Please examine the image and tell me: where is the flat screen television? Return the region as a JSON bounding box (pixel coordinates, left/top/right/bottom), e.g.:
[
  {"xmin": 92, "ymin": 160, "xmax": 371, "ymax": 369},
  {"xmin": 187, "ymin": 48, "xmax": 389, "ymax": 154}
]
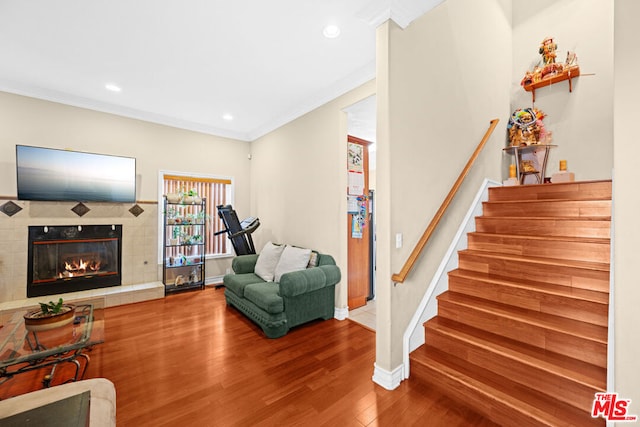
[{"xmin": 16, "ymin": 145, "xmax": 136, "ymax": 203}]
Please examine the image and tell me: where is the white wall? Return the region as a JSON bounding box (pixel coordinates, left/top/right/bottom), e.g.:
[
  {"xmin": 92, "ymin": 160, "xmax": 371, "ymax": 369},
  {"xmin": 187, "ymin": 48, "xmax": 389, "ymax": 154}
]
[
  {"xmin": 613, "ymin": 0, "xmax": 640, "ymax": 411},
  {"xmin": 375, "ymin": 0, "xmax": 512, "ymax": 373},
  {"xmin": 512, "ymin": 0, "xmax": 614, "ymax": 180},
  {"xmin": 249, "ymin": 80, "xmax": 376, "ymax": 310},
  {"xmin": 0, "ymin": 91, "xmax": 251, "ymax": 302}
]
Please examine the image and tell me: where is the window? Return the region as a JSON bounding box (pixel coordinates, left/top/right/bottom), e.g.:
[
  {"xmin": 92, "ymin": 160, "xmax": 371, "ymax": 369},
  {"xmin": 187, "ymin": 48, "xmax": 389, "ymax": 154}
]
[{"xmin": 162, "ymin": 173, "xmax": 233, "ymax": 257}]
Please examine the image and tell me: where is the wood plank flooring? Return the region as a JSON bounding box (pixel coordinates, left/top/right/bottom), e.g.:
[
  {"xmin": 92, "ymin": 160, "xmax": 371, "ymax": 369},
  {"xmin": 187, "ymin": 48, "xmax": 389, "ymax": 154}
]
[{"xmin": 1, "ymin": 288, "xmax": 496, "ymax": 426}]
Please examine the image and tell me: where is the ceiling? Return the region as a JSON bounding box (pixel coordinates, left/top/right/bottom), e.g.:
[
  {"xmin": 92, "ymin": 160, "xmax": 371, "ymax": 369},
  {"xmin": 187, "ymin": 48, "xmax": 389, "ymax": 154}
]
[{"xmin": 0, "ymin": 0, "xmax": 443, "ymax": 142}]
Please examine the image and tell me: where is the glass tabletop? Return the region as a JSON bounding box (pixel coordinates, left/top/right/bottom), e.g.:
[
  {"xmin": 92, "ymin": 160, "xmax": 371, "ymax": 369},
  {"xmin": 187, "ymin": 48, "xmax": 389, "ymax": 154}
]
[{"xmin": 0, "ymin": 298, "xmax": 105, "ymax": 369}]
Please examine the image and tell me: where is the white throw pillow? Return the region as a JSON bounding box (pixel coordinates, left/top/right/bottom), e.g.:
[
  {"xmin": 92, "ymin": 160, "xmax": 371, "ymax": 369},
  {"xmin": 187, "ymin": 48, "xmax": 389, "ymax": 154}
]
[
  {"xmin": 274, "ymin": 245, "xmax": 312, "ymax": 282},
  {"xmin": 254, "ymin": 242, "xmax": 285, "ymax": 282}
]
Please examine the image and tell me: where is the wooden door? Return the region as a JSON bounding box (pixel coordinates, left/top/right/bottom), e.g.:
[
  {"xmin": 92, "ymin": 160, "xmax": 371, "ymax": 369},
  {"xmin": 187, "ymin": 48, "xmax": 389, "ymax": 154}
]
[{"xmin": 347, "ymin": 135, "xmax": 371, "ymax": 310}]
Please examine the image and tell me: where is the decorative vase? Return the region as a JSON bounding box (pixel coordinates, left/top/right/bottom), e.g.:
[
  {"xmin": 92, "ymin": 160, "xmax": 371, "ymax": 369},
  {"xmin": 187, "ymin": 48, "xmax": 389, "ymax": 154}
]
[{"xmin": 23, "ymin": 304, "xmax": 76, "ymax": 332}]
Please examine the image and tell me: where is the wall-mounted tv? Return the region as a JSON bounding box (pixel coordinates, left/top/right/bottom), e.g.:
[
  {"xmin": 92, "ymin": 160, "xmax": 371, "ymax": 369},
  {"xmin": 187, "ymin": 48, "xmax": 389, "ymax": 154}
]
[{"xmin": 16, "ymin": 145, "xmax": 136, "ymax": 203}]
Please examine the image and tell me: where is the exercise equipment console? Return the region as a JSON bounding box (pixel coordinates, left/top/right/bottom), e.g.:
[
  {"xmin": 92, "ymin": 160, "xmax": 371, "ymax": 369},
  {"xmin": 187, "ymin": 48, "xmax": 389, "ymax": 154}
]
[{"xmin": 215, "ymin": 205, "xmax": 260, "ymax": 255}]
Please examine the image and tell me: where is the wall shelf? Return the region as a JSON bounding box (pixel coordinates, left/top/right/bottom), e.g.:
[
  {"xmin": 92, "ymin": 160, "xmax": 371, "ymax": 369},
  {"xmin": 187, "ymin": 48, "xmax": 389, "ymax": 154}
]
[{"xmin": 523, "ymin": 66, "xmax": 580, "ymax": 103}]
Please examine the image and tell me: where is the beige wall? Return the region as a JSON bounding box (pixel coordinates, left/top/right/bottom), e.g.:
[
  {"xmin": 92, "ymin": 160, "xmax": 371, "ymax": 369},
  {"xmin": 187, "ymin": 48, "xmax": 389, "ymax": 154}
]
[
  {"xmin": 249, "ymin": 80, "xmax": 376, "ymax": 309},
  {"xmin": 375, "ymin": 0, "xmax": 512, "ymax": 372},
  {"xmin": 614, "ymin": 0, "xmax": 640, "ymax": 410},
  {"xmin": 512, "ymin": 0, "xmax": 614, "ymax": 180},
  {"xmin": 0, "ymin": 91, "xmax": 251, "ymax": 301},
  {"xmin": 0, "ymin": 92, "xmax": 251, "ymax": 202}
]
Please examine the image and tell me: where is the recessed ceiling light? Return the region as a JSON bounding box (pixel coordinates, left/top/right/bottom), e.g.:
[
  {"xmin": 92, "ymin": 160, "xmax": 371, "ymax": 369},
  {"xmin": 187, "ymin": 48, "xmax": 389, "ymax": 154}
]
[
  {"xmin": 222, "ymin": 113, "xmax": 234, "ymax": 121},
  {"xmin": 323, "ymin": 24, "xmax": 340, "ymax": 39},
  {"xmin": 105, "ymin": 83, "xmax": 121, "ymax": 92}
]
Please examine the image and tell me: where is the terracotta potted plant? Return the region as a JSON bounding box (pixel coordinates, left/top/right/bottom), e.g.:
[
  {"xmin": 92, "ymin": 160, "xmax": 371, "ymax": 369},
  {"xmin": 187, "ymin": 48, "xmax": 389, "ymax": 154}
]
[{"xmin": 23, "ymin": 298, "xmax": 76, "ymax": 332}]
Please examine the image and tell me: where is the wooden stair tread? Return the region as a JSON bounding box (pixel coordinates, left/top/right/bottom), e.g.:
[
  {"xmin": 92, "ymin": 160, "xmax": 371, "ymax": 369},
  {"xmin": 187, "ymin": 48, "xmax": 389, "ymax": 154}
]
[
  {"xmin": 411, "ymin": 347, "xmax": 604, "ymax": 427},
  {"xmin": 426, "ymin": 317, "xmax": 606, "ymax": 389},
  {"xmin": 449, "ymin": 269, "xmax": 609, "ymax": 304},
  {"xmin": 437, "ymin": 291, "xmax": 608, "ymax": 343},
  {"xmin": 475, "ymin": 217, "xmax": 611, "ymax": 239},
  {"xmin": 482, "ymin": 199, "xmax": 611, "ymax": 219},
  {"xmin": 460, "ymin": 249, "xmax": 610, "ymax": 273},
  {"xmin": 485, "ymin": 197, "xmax": 612, "ymax": 203},
  {"xmin": 468, "ymin": 231, "xmax": 610, "ymax": 245},
  {"xmin": 488, "ymin": 180, "xmax": 612, "ymax": 202},
  {"xmin": 477, "ymin": 215, "xmax": 611, "ymax": 222},
  {"xmin": 467, "ymin": 232, "xmax": 610, "ymax": 263}
]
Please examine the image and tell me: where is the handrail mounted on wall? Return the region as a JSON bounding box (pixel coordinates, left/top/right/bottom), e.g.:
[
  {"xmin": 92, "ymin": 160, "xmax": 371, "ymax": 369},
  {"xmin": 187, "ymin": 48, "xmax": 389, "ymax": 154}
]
[{"xmin": 391, "ymin": 118, "xmax": 500, "ymax": 284}]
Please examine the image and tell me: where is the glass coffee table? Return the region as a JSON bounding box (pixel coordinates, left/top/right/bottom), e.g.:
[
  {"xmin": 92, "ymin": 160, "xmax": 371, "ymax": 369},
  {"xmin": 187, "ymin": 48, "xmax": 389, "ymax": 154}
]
[{"xmin": 0, "ymin": 298, "xmax": 104, "ymax": 388}]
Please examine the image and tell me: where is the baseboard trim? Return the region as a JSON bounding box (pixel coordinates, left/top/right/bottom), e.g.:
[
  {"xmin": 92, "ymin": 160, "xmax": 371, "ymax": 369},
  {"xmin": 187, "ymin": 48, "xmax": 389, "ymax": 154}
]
[
  {"xmin": 205, "ymin": 275, "xmax": 225, "ymax": 287},
  {"xmin": 372, "ymin": 363, "xmax": 403, "ymax": 390},
  {"xmin": 334, "ymin": 306, "xmax": 349, "ymax": 320}
]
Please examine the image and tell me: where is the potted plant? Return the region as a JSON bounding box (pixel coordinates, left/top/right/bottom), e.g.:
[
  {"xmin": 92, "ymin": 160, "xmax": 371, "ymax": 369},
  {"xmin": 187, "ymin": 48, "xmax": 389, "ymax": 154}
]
[
  {"xmin": 23, "ymin": 298, "xmax": 76, "ymax": 332},
  {"xmin": 166, "ymin": 207, "xmax": 177, "ymax": 224},
  {"xmin": 195, "ymin": 211, "xmax": 210, "ymax": 224},
  {"xmin": 183, "ymin": 234, "xmax": 203, "ymax": 245},
  {"xmin": 183, "ymin": 189, "xmax": 200, "ymax": 204},
  {"xmin": 169, "ymin": 227, "xmax": 181, "ymax": 245},
  {"xmin": 165, "ymin": 192, "xmax": 182, "ymax": 204}
]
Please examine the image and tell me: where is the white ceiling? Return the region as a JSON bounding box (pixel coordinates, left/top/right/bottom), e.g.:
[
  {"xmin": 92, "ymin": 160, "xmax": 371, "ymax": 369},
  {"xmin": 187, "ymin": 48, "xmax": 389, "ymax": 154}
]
[{"xmin": 0, "ymin": 0, "xmax": 443, "ymax": 142}]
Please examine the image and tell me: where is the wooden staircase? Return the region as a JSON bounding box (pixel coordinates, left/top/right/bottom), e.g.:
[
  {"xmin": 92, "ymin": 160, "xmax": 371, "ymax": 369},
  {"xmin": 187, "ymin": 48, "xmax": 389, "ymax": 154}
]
[{"xmin": 410, "ymin": 180, "xmax": 611, "ymax": 427}]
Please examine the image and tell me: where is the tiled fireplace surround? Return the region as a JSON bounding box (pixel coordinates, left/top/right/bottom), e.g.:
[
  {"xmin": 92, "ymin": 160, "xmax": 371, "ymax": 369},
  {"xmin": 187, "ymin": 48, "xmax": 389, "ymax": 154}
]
[{"xmin": 0, "ymin": 200, "xmax": 164, "ymax": 311}]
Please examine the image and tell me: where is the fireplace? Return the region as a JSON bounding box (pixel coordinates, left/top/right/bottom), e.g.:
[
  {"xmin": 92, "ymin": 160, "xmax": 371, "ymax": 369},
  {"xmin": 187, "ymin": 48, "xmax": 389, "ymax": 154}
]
[{"xmin": 27, "ymin": 225, "xmax": 122, "ymax": 297}]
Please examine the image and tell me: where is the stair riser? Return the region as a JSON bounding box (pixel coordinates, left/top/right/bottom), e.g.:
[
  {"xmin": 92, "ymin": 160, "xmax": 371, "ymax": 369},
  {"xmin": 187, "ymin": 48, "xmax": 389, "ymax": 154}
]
[
  {"xmin": 488, "ymin": 181, "xmax": 612, "ymax": 202},
  {"xmin": 458, "ymin": 252, "xmax": 609, "ymax": 293},
  {"xmin": 425, "ymin": 327, "xmax": 602, "ymax": 412},
  {"xmin": 448, "ymin": 275, "xmax": 608, "ymax": 327},
  {"xmin": 437, "ymin": 300, "xmax": 607, "ymax": 367},
  {"xmin": 475, "ymin": 217, "xmax": 611, "ymax": 239},
  {"xmin": 411, "ymin": 360, "xmax": 562, "ymax": 427},
  {"xmin": 482, "ymin": 200, "xmax": 611, "ymax": 218},
  {"xmin": 467, "ymin": 234, "xmax": 610, "ymax": 264}
]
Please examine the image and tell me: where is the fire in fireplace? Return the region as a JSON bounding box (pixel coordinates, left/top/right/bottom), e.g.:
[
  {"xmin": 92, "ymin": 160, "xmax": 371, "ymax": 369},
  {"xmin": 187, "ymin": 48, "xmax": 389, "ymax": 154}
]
[{"xmin": 27, "ymin": 225, "xmax": 123, "ymax": 297}]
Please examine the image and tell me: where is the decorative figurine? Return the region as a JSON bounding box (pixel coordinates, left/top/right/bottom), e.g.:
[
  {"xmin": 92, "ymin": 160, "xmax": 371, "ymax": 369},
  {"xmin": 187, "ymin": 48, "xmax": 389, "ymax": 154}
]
[
  {"xmin": 539, "ymin": 37, "xmax": 557, "ymax": 64},
  {"xmin": 507, "ymin": 108, "xmax": 549, "ymax": 147},
  {"xmin": 520, "ymin": 37, "xmax": 579, "ymax": 92}
]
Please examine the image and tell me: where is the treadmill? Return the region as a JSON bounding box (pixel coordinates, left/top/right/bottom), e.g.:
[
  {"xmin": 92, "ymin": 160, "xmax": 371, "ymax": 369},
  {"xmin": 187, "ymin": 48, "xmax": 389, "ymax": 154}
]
[{"xmin": 215, "ymin": 205, "xmax": 260, "ymax": 255}]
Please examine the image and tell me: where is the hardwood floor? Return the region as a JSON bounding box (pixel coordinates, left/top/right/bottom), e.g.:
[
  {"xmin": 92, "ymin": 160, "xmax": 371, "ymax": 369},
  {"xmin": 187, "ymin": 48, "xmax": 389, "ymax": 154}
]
[{"xmin": 1, "ymin": 288, "xmax": 497, "ymax": 426}]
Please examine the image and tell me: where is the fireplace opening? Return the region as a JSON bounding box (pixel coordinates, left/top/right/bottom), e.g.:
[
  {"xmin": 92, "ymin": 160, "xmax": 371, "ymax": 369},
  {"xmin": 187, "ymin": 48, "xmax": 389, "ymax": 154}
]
[{"xmin": 28, "ymin": 225, "xmax": 122, "ymax": 298}]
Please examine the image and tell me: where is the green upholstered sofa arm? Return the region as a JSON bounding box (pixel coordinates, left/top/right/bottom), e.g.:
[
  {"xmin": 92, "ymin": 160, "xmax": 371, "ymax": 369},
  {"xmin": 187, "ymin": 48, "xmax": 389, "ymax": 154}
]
[
  {"xmin": 232, "ymin": 254, "xmax": 259, "ymax": 274},
  {"xmin": 279, "ymin": 264, "xmax": 341, "ymax": 298}
]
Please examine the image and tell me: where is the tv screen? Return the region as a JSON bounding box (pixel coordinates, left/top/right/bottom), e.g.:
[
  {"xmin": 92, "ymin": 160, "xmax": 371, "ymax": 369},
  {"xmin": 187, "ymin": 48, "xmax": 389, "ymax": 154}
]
[{"xmin": 16, "ymin": 145, "xmax": 136, "ymax": 203}]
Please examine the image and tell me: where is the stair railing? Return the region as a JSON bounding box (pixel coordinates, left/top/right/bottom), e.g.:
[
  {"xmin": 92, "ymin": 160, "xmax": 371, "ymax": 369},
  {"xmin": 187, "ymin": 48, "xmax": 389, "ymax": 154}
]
[{"xmin": 391, "ymin": 118, "xmax": 500, "ymax": 284}]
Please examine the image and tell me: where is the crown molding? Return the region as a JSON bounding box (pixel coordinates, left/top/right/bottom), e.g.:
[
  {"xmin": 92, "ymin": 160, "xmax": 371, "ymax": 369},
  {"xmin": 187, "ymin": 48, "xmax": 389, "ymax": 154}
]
[
  {"xmin": 357, "ymin": 0, "xmax": 445, "ymax": 29},
  {"xmin": 1, "ymin": 62, "xmax": 375, "ymax": 143},
  {"xmin": 246, "ymin": 60, "xmax": 376, "ymax": 141},
  {"xmin": 0, "ymin": 79, "xmax": 253, "ymax": 142}
]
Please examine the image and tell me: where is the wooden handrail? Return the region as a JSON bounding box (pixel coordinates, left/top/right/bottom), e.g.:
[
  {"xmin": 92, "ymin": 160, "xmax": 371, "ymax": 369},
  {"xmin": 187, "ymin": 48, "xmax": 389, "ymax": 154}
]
[{"xmin": 391, "ymin": 118, "xmax": 500, "ymax": 284}]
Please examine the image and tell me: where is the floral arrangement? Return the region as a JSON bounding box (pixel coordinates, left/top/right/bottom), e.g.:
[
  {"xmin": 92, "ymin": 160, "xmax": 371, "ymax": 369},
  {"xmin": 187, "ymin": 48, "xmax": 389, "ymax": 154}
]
[{"xmin": 507, "ymin": 108, "xmax": 551, "ymax": 147}]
